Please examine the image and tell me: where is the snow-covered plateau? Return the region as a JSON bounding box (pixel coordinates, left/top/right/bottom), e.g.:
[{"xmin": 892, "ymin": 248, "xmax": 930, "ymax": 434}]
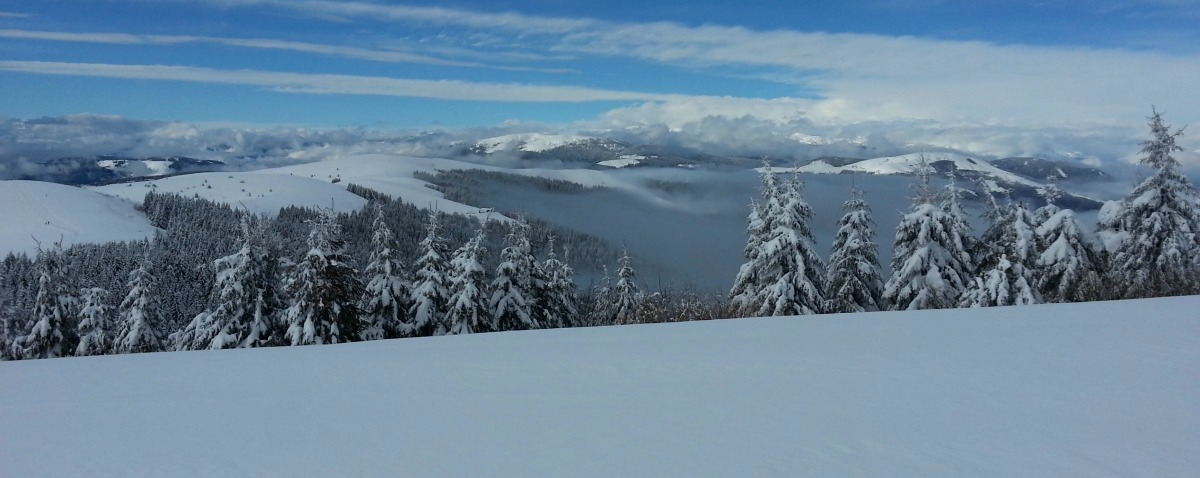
[{"xmin": 2, "ymin": 296, "xmax": 1197, "ymax": 477}]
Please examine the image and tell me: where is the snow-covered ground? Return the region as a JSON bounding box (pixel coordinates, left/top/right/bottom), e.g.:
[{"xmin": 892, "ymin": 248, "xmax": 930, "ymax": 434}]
[
  {"xmin": 791, "ymin": 152, "xmax": 1040, "ymax": 186},
  {"xmin": 3, "ymin": 297, "xmax": 1197, "ymax": 477},
  {"xmin": 598, "ymin": 154, "xmax": 644, "ymax": 168},
  {"xmin": 0, "ymin": 180, "xmax": 157, "ymax": 257},
  {"xmin": 475, "ymin": 132, "xmax": 591, "ymax": 154}
]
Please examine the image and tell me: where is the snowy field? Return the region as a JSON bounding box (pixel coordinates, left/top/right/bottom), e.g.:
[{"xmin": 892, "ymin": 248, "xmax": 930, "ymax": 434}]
[
  {"xmin": 0, "ymin": 180, "xmax": 158, "ymax": 257},
  {"xmin": 2, "ymin": 296, "xmax": 1197, "ymax": 477}
]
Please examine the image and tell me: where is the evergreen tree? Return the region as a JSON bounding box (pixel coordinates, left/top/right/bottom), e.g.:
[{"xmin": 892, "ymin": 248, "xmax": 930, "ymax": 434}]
[
  {"xmin": 1033, "ymin": 176, "xmax": 1065, "ymax": 225},
  {"xmin": 15, "ymin": 247, "xmax": 74, "ymax": 359},
  {"xmin": 826, "ymin": 188, "xmax": 884, "ymax": 313},
  {"xmin": 729, "ymin": 165, "xmax": 777, "ymax": 315},
  {"xmin": 174, "ymin": 216, "xmax": 282, "ymax": 350},
  {"xmin": 583, "ymin": 265, "xmax": 615, "ymax": 326},
  {"xmin": 445, "ymin": 228, "xmax": 491, "ymax": 335},
  {"xmin": 360, "ymin": 205, "xmax": 411, "ymax": 340},
  {"xmin": 283, "ymin": 209, "xmax": 363, "ymax": 345},
  {"xmin": 113, "ymin": 256, "xmax": 164, "ymax": 354},
  {"xmin": 74, "ymin": 287, "xmax": 113, "ymax": 356},
  {"xmin": 612, "ymin": 249, "xmax": 643, "ymax": 324},
  {"xmin": 1102, "ymin": 109, "xmax": 1200, "ymax": 295},
  {"xmin": 1036, "ymin": 208, "xmax": 1101, "ymax": 302},
  {"xmin": 534, "ymin": 236, "xmax": 577, "ymax": 328},
  {"xmin": 958, "ymin": 255, "xmax": 1039, "ymax": 307},
  {"xmin": 730, "ymin": 167, "xmax": 826, "ymax": 316},
  {"xmin": 882, "ymin": 157, "xmax": 974, "ymax": 310},
  {"xmin": 490, "ymin": 221, "xmax": 539, "ymax": 331},
  {"xmin": 408, "ymin": 210, "xmax": 452, "ymax": 336}
]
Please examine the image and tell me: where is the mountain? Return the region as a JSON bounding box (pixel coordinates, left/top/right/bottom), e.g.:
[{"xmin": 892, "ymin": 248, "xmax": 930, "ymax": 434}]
[
  {"xmin": 793, "ymin": 152, "xmax": 1103, "ymax": 210},
  {"xmin": 990, "ymin": 157, "xmax": 1112, "ymax": 182},
  {"xmin": 10, "ymin": 156, "xmax": 226, "ymax": 186},
  {"xmin": 467, "ymin": 133, "xmax": 759, "ymax": 169},
  {"xmin": 3, "ymin": 296, "xmax": 1197, "ymax": 477}
]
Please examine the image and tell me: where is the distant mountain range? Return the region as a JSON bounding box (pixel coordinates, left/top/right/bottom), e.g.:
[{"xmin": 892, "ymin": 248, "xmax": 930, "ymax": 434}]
[
  {"xmin": 467, "ymin": 134, "xmax": 1111, "ymax": 209},
  {"xmin": 14, "ymin": 156, "xmax": 226, "ymax": 185}
]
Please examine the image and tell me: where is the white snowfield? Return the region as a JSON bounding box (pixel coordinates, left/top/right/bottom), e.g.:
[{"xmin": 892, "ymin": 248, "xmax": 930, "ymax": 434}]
[
  {"xmin": 2, "ymin": 297, "xmax": 1197, "ymax": 477},
  {"xmin": 789, "ymin": 152, "xmax": 1040, "ymax": 187},
  {"xmin": 0, "ymin": 180, "xmax": 158, "ymax": 257},
  {"xmin": 475, "ymin": 132, "xmax": 591, "ymax": 153}
]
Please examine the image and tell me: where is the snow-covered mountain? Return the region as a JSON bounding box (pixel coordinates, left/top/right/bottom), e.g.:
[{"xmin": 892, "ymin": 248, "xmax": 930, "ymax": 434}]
[
  {"xmin": 0, "ymin": 180, "xmax": 158, "ymax": 257},
  {"xmin": 470, "ymin": 133, "xmax": 626, "ymax": 156},
  {"xmin": 3, "ymin": 296, "xmax": 1196, "ymax": 477},
  {"xmin": 792, "ymin": 152, "xmax": 1103, "ymax": 209},
  {"xmin": 990, "ymin": 156, "xmax": 1112, "ymax": 182}
]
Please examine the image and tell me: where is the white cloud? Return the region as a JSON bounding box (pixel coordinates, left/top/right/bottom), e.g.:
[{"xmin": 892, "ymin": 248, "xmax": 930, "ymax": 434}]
[
  {"xmin": 0, "ymin": 11, "xmax": 32, "ymax": 18},
  {"xmin": 0, "ymin": 29, "xmax": 570, "ymax": 73},
  {"xmin": 0, "ymin": 60, "xmax": 682, "ymax": 102}
]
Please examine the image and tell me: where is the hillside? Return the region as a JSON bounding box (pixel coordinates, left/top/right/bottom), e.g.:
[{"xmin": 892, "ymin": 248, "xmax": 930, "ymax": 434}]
[
  {"xmin": 2, "ymin": 297, "xmax": 1196, "ymax": 477},
  {"xmin": 0, "ymin": 180, "xmax": 157, "ymax": 257}
]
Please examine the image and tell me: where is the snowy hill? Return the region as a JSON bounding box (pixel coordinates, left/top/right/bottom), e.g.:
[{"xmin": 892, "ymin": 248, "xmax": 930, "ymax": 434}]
[
  {"xmin": 2, "ymin": 296, "xmax": 1197, "ymax": 477},
  {"xmin": 795, "ymin": 152, "xmax": 1038, "ymax": 186},
  {"xmin": 0, "ymin": 180, "xmax": 157, "ymax": 257},
  {"xmin": 92, "ymin": 155, "xmax": 512, "ymax": 221},
  {"xmin": 472, "ymin": 133, "xmax": 602, "ymax": 154}
]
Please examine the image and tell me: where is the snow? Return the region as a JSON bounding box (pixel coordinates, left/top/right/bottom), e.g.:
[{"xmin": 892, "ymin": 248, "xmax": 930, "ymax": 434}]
[
  {"xmin": 2, "ymin": 297, "xmax": 1198, "ymax": 477},
  {"xmin": 0, "ymin": 180, "xmax": 158, "ymax": 257},
  {"xmin": 597, "ymin": 155, "xmax": 643, "ymax": 168},
  {"xmin": 92, "ymin": 155, "xmax": 512, "ymax": 221},
  {"xmin": 475, "ymin": 133, "xmax": 590, "ymax": 153},
  {"xmin": 790, "ymin": 152, "xmax": 1040, "ymax": 187}
]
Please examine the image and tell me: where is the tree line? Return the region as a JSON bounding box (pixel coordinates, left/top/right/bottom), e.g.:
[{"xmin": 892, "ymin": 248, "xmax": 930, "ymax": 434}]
[{"xmin": 730, "ymin": 109, "xmax": 1200, "ymax": 316}]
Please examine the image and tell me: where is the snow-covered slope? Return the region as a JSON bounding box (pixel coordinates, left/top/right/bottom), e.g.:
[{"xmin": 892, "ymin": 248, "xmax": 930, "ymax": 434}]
[
  {"xmin": 0, "ymin": 180, "xmax": 157, "ymax": 257},
  {"xmin": 3, "ymin": 297, "xmax": 1197, "ymax": 477},
  {"xmin": 92, "ymin": 155, "xmax": 512, "ymax": 220},
  {"xmin": 794, "ymin": 152, "xmax": 1040, "ymax": 186},
  {"xmin": 474, "ymin": 133, "xmax": 592, "ymax": 154}
]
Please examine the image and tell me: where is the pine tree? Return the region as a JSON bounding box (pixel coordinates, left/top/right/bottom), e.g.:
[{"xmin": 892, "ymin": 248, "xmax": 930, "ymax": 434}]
[
  {"xmin": 536, "ymin": 236, "xmax": 577, "ymax": 328},
  {"xmin": 360, "ymin": 205, "xmax": 411, "ymax": 340},
  {"xmin": 408, "ymin": 210, "xmax": 452, "ymax": 336},
  {"xmin": 74, "ymin": 287, "xmax": 113, "ymax": 356},
  {"xmin": 882, "ymin": 157, "xmax": 974, "ymax": 310},
  {"xmin": 583, "ymin": 265, "xmax": 616, "ymax": 326},
  {"xmin": 826, "ymin": 188, "xmax": 884, "ymax": 313},
  {"xmin": 612, "ymin": 249, "xmax": 643, "ymax": 324},
  {"xmin": 113, "ymin": 257, "xmax": 164, "ymax": 354},
  {"xmin": 730, "ymin": 166, "xmax": 826, "ymax": 316},
  {"xmin": 1036, "ymin": 208, "xmax": 1101, "ymax": 302},
  {"xmin": 729, "ymin": 165, "xmax": 777, "ymax": 315},
  {"xmin": 961, "ymin": 200, "xmax": 1041, "ymax": 307},
  {"xmin": 490, "ymin": 221, "xmax": 540, "ymax": 331},
  {"xmin": 1102, "ymin": 108, "xmax": 1200, "ymax": 296},
  {"xmin": 283, "ymin": 209, "xmax": 363, "ymax": 345},
  {"xmin": 958, "ymin": 255, "xmax": 1039, "ymax": 307},
  {"xmin": 16, "ymin": 248, "xmax": 74, "ymax": 359},
  {"xmin": 445, "ymin": 228, "xmax": 491, "ymax": 335},
  {"xmin": 175, "ymin": 216, "xmax": 282, "ymax": 350}
]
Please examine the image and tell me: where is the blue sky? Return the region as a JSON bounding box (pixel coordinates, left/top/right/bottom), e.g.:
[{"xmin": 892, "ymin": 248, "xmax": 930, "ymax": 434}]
[{"xmin": 1, "ymin": 0, "xmax": 1198, "ymax": 157}]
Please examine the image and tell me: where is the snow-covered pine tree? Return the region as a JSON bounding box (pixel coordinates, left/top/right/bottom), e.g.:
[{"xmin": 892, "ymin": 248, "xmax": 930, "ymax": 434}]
[
  {"xmin": 490, "ymin": 221, "xmax": 539, "ymax": 331},
  {"xmin": 961, "ymin": 201, "xmax": 1041, "ymax": 307},
  {"xmin": 826, "ymin": 188, "xmax": 884, "ymax": 313},
  {"xmin": 113, "ymin": 256, "xmax": 164, "ymax": 354},
  {"xmin": 1102, "ymin": 108, "xmax": 1200, "ymax": 296},
  {"xmin": 15, "ymin": 247, "xmax": 75, "ymax": 359},
  {"xmin": 882, "ymin": 156, "xmax": 974, "ymax": 310},
  {"xmin": 729, "ymin": 164, "xmax": 777, "ymax": 315},
  {"xmin": 283, "ymin": 208, "xmax": 363, "ymax": 345},
  {"xmin": 536, "ymin": 236, "xmax": 577, "ymax": 329},
  {"xmin": 1033, "ymin": 176, "xmax": 1065, "ymax": 225},
  {"xmin": 958, "ymin": 255, "xmax": 1039, "ymax": 307},
  {"xmin": 1036, "ymin": 207, "xmax": 1101, "ymax": 302},
  {"xmin": 360, "ymin": 204, "xmax": 412, "ymax": 340},
  {"xmin": 445, "ymin": 228, "xmax": 491, "ymax": 335},
  {"xmin": 612, "ymin": 249, "xmax": 643, "ymax": 324},
  {"xmin": 755, "ymin": 173, "xmax": 826, "ymax": 316},
  {"xmin": 583, "ymin": 265, "xmax": 615, "ymax": 326},
  {"xmin": 74, "ymin": 287, "xmax": 113, "ymax": 356},
  {"xmin": 408, "ymin": 210, "xmax": 452, "ymax": 336},
  {"xmin": 174, "ymin": 215, "xmax": 283, "ymax": 350}
]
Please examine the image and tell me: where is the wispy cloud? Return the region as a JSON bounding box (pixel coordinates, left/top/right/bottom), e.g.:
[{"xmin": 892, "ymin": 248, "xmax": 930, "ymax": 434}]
[
  {"xmin": 0, "ymin": 29, "xmax": 573, "ymax": 74},
  {"xmin": 0, "ymin": 11, "xmax": 33, "ymax": 18},
  {"xmin": 0, "ymin": 60, "xmax": 678, "ymax": 102}
]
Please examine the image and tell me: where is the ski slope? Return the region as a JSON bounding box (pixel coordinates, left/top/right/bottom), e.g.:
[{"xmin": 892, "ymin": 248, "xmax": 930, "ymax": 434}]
[
  {"xmin": 0, "ymin": 180, "xmax": 157, "ymax": 257},
  {"xmin": 3, "ymin": 297, "xmax": 1197, "ymax": 477}
]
